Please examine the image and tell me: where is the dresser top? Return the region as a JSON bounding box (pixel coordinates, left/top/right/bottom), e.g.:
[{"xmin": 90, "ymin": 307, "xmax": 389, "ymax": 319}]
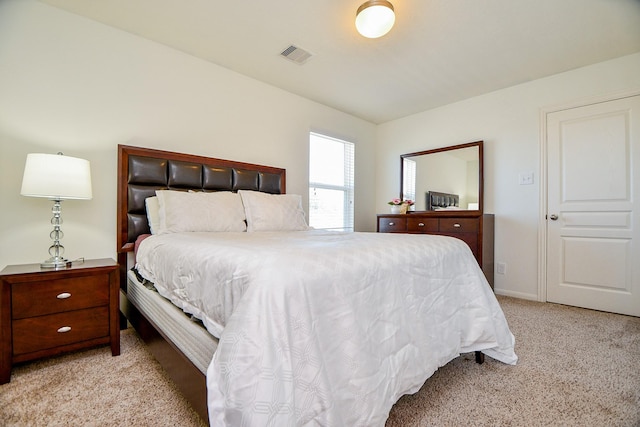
[{"xmin": 377, "ymin": 211, "xmax": 491, "ymax": 218}]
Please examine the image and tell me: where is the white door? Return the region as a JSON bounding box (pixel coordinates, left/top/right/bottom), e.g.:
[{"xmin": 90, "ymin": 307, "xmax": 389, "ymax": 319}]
[{"xmin": 546, "ymin": 95, "xmax": 640, "ymax": 317}]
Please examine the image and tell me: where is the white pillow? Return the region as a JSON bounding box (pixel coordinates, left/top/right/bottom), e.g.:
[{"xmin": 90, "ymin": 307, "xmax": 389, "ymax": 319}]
[
  {"xmin": 155, "ymin": 190, "xmax": 246, "ymax": 234},
  {"xmin": 239, "ymin": 190, "xmax": 310, "ymax": 232},
  {"xmin": 145, "ymin": 196, "xmax": 161, "ymax": 234}
]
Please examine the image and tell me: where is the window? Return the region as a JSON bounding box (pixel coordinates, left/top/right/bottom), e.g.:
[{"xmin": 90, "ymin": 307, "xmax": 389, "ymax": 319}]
[
  {"xmin": 309, "ymin": 132, "xmax": 354, "ymax": 231},
  {"xmin": 402, "ymin": 157, "xmax": 416, "ymax": 202}
]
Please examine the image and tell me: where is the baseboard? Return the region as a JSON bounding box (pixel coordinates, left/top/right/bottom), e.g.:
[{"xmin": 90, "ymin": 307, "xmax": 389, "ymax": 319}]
[{"xmin": 494, "ymin": 288, "xmax": 540, "ymax": 301}]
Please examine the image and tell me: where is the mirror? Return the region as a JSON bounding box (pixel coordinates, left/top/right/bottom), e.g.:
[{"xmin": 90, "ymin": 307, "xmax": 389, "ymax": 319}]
[{"xmin": 400, "ymin": 141, "xmax": 483, "ymax": 212}]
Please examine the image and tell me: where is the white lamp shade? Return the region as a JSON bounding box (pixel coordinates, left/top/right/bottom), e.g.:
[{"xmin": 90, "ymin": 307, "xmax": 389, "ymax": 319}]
[
  {"xmin": 356, "ymin": 0, "xmax": 395, "ymax": 38},
  {"xmin": 21, "ymin": 153, "xmax": 92, "ymax": 200}
]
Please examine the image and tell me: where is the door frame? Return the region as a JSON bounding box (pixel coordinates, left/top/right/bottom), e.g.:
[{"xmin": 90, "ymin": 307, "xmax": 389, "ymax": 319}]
[{"xmin": 537, "ymin": 88, "xmax": 640, "ymax": 302}]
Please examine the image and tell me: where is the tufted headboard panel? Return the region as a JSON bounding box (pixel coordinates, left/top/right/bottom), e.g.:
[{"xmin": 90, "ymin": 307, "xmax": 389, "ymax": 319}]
[
  {"xmin": 426, "ymin": 191, "xmax": 459, "ymax": 210},
  {"xmin": 117, "ymin": 145, "xmax": 286, "ymax": 255}
]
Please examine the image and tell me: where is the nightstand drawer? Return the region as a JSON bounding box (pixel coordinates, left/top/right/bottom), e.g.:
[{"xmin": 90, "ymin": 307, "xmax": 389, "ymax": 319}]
[
  {"xmin": 12, "ymin": 306, "xmax": 110, "ymax": 356},
  {"xmin": 12, "ymin": 275, "xmax": 109, "ymax": 319}
]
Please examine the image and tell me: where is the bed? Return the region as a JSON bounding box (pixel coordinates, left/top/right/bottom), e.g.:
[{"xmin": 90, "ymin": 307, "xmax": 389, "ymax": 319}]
[{"xmin": 117, "ymin": 145, "xmax": 517, "ymax": 426}]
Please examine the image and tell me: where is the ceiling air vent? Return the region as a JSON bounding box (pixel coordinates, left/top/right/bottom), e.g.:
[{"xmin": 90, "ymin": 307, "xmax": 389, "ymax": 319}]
[{"xmin": 280, "ymin": 45, "xmax": 312, "ymax": 65}]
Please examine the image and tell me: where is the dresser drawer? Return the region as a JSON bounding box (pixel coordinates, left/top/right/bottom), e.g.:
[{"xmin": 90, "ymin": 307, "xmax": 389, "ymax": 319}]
[
  {"xmin": 439, "ymin": 218, "xmax": 479, "ymax": 233},
  {"xmin": 378, "ymin": 217, "xmax": 407, "ymax": 232},
  {"xmin": 12, "ymin": 306, "xmax": 110, "ymax": 356},
  {"xmin": 442, "ymin": 232, "xmax": 479, "ymax": 258},
  {"xmin": 12, "ymin": 275, "xmax": 109, "ymax": 319},
  {"xmin": 407, "ymin": 217, "xmax": 438, "ymax": 232}
]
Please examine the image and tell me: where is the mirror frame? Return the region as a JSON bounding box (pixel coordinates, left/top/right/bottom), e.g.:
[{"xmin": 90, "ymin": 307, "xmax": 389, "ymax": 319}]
[{"xmin": 400, "ymin": 140, "xmax": 484, "ymax": 214}]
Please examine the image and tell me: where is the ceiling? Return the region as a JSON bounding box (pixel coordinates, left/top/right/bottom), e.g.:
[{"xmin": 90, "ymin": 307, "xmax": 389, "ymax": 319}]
[{"xmin": 40, "ymin": 0, "xmax": 640, "ymax": 124}]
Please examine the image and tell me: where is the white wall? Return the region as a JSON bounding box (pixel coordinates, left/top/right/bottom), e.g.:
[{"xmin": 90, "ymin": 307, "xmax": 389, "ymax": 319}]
[
  {"xmin": 2, "ymin": 2, "xmax": 639, "ymax": 301},
  {"xmin": 377, "ymin": 53, "xmax": 640, "ymax": 299},
  {"xmin": 0, "ymin": 1, "xmax": 377, "ymax": 270}
]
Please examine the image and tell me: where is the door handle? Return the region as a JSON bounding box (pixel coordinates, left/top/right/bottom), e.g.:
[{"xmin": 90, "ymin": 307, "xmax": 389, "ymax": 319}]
[{"xmin": 549, "ymin": 214, "xmax": 558, "ymax": 221}]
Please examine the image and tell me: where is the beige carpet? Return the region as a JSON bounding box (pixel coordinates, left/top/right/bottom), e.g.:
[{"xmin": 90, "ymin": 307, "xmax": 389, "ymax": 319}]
[
  {"xmin": 1, "ymin": 296, "xmax": 638, "ymax": 426},
  {"xmin": 387, "ymin": 296, "xmax": 640, "ymax": 427},
  {"xmin": 0, "ymin": 327, "xmax": 206, "ymax": 427}
]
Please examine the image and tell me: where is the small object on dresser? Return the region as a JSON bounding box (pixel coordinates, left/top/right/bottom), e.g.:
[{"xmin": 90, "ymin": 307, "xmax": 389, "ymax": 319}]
[{"xmin": 388, "ymin": 198, "xmax": 414, "ymax": 214}]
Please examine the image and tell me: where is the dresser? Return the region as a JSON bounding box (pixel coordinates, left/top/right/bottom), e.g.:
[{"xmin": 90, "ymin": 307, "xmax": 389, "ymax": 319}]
[
  {"xmin": 0, "ymin": 258, "xmax": 120, "ymax": 384},
  {"xmin": 377, "ymin": 212, "xmax": 495, "ymax": 288}
]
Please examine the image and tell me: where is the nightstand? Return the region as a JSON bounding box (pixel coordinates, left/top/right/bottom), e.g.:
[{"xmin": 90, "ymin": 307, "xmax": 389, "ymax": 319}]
[{"xmin": 0, "ymin": 258, "xmax": 120, "ymax": 384}]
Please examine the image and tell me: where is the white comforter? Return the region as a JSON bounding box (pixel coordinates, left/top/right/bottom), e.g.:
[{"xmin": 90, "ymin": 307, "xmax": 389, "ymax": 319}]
[{"xmin": 136, "ymin": 230, "xmax": 517, "ymax": 427}]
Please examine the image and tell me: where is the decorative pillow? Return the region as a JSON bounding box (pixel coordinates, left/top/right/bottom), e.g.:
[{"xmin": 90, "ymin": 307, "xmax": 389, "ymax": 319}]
[
  {"xmin": 145, "ymin": 196, "xmax": 161, "ymax": 234},
  {"xmin": 155, "ymin": 190, "xmax": 246, "ymax": 234},
  {"xmin": 239, "ymin": 190, "xmax": 310, "ymax": 232}
]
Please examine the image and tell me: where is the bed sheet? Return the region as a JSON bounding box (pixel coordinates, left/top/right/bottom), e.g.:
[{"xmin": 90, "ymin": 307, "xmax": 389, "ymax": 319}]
[{"xmin": 136, "ymin": 230, "xmax": 517, "ymax": 426}]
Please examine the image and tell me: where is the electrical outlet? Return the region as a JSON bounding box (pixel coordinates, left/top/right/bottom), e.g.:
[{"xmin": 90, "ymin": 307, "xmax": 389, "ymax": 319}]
[
  {"xmin": 497, "ymin": 262, "xmax": 507, "ymax": 275},
  {"xmin": 518, "ymin": 172, "xmax": 534, "ymax": 185}
]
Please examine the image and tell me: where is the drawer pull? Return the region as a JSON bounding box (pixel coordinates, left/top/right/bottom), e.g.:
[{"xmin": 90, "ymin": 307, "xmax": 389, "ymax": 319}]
[
  {"xmin": 388, "ymin": 222, "xmax": 395, "ymax": 226},
  {"xmin": 57, "ymin": 326, "xmax": 72, "ymax": 333},
  {"xmin": 418, "ymin": 222, "xmax": 425, "ymax": 227},
  {"xmin": 56, "ymin": 292, "xmax": 72, "ymax": 299},
  {"xmin": 453, "ymin": 223, "xmax": 461, "ymax": 228}
]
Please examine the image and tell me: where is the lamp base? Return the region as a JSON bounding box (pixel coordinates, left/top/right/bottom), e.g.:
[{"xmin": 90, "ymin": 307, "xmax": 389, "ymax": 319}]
[
  {"xmin": 41, "ymin": 257, "xmax": 72, "ymax": 269},
  {"xmin": 40, "ymin": 199, "xmax": 72, "ymax": 269}
]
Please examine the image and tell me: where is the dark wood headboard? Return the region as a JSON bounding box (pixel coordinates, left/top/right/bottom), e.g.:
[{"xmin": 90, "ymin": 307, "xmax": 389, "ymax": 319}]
[
  {"xmin": 116, "ymin": 145, "xmax": 286, "ymax": 284},
  {"xmin": 426, "ymin": 191, "xmax": 459, "ymax": 210}
]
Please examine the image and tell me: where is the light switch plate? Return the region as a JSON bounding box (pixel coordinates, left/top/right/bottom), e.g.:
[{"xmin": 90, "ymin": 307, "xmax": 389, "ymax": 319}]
[{"xmin": 518, "ymin": 172, "xmax": 534, "ymax": 185}]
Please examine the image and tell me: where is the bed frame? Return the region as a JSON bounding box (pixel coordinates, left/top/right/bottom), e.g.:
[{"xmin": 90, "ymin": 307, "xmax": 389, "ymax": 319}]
[{"xmin": 116, "ymin": 145, "xmax": 286, "ymax": 421}]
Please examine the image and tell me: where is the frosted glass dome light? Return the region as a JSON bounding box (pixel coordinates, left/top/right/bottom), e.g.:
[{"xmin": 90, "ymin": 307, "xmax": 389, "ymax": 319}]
[{"xmin": 355, "ymin": 0, "xmax": 395, "ymax": 39}]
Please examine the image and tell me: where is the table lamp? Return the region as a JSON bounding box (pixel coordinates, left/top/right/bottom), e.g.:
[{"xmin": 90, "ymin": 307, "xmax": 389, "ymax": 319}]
[{"xmin": 20, "ymin": 152, "xmax": 92, "ymax": 269}]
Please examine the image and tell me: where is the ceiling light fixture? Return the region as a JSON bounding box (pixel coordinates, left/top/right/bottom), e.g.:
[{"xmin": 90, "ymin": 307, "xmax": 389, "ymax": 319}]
[{"xmin": 355, "ymin": 0, "xmax": 395, "ymax": 39}]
